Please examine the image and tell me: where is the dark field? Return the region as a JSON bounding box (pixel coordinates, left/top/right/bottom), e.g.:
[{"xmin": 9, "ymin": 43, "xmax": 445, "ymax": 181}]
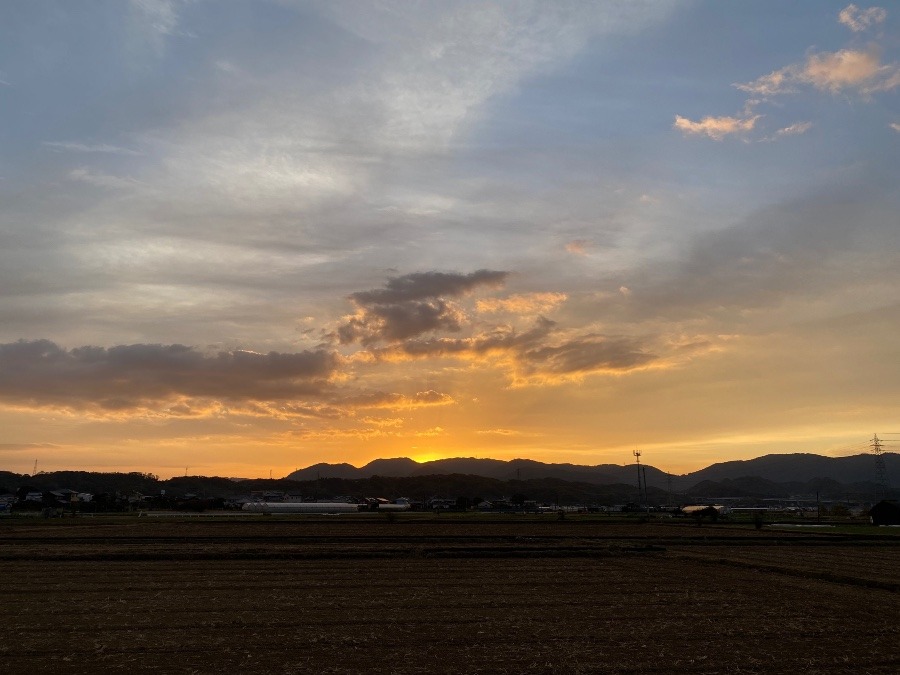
[{"xmin": 3, "ymin": 516, "xmax": 899, "ymax": 674}]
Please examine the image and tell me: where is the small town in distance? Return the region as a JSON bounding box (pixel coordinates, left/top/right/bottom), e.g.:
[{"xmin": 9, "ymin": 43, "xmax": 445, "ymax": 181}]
[{"xmin": 3, "ymin": 438, "xmax": 898, "ymax": 526}]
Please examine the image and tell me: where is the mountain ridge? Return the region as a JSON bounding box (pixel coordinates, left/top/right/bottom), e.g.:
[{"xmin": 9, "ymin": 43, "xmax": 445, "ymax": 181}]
[{"xmin": 287, "ymin": 452, "xmax": 897, "ymax": 488}]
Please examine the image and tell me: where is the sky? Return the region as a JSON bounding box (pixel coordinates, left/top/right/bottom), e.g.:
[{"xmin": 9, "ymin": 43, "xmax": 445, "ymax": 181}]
[{"xmin": 1, "ymin": 1, "xmax": 899, "ymax": 479}]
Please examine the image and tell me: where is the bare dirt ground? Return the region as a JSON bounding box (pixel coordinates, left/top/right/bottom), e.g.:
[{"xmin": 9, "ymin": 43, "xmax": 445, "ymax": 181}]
[{"xmin": 3, "ymin": 516, "xmax": 898, "ymax": 674}]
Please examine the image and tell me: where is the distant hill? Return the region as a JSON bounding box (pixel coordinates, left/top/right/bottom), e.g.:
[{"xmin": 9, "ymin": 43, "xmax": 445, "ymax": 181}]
[
  {"xmin": 2, "ymin": 451, "xmax": 895, "ymax": 504},
  {"xmin": 680, "ymin": 453, "xmax": 896, "ymax": 485},
  {"xmin": 287, "ymin": 457, "xmax": 671, "ymax": 486},
  {"xmin": 287, "ymin": 452, "xmax": 897, "ymax": 489}
]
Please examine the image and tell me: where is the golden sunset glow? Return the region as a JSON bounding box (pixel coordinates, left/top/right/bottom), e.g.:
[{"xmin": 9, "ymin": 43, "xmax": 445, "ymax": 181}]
[{"xmin": 2, "ymin": 2, "xmax": 899, "ymax": 479}]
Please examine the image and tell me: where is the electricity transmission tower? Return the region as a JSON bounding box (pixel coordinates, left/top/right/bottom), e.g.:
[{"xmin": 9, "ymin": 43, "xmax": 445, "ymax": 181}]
[{"xmin": 871, "ymin": 434, "xmax": 890, "ymax": 503}]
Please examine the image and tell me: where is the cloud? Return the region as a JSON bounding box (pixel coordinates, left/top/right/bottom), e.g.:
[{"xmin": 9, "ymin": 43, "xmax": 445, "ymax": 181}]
[
  {"xmin": 776, "ymin": 121, "xmax": 813, "ymax": 137},
  {"xmin": 336, "ymin": 271, "xmax": 658, "ymax": 384},
  {"xmin": 801, "ymin": 48, "xmax": 898, "ymax": 94},
  {"xmin": 350, "ymin": 270, "xmax": 509, "ymax": 305},
  {"xmin": 734, "ymin": 67, "xmax": 796, "ymax": 97},
  {"xmin": 0, "ymin": 442, "xmax": 62, "ymax": 454},
  {"xmin": 838, "ymin": 4, "xmax": 887, "ymax": 32},
  {"xmin": 891, "ymin": 122, "xmax": 900, "ymax": 132},
  {"xmin": 341, "ymin": 390, "xmax": 456, "ymax": 410},
  {"xmin": 316, "ymin": 1, "xmax": 678, "ymax": 151},
  {"xmin": 737, "ymin": 49, "xmax": 899, "ymax": 98},
  {"xmin": 565, "ymin": 239, "xmax": 591, "ymax": 256},
  {"xmin": 673, "ymin": 114, "xmax": 760, "ymax": 140},
  {"xmin": 368, "ymin": 317, "xmax": 657, "ymax": 383},
  {"xmin": 67, "ymin": 167, "xmax": 145, "ymax": 190},
  {"xmin": 476, "ymin": 428, "xmax": 527, "ymax": 436},
  {"xmin": 709, "ymin": 8, "xmax": 897, "ymax": 141},
  {"xmin": 339, "ymin": 299, "xmax": 468, "ymax": 345},
  {"xmin": 43, "ymin": 141, "xmax": 142, "ymax": 156},
  {"xmin": 516, "ymin": 334, "xmax": 655, "ymax": 380},
  {"xmin": 337, "ymin": 270, "xmax": 508, "ymax": 345},
  {"xmin": 127, "ymin": 0, "xmax": 188, "ymax": 62},
  {"xmin": 0, "ymin": 339, "xmax": 341, "ymax": 414},
  {"xmin": 131, "ymin": 0, "xmax": 180, "ymax": 35},
  {"xmin": 476, "ymin": 292, "xmax": 567, "ymax": 315}
]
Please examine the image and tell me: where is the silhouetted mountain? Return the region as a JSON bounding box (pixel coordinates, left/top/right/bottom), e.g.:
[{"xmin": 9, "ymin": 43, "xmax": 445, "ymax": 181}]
[
  {"xmin": 681, "ymin": 452, "xmax": 896, "ymax": 485},
  {"xmin": 365, "ymin": 457, "xmax": 420, "ymax": 476},
  {"xmin": 3, "ymin": 451, "xmax": 896, "ymax": 505},
  {"xmin": 288, "ymin": 462, "xmax": 361, "ymax": 480},
  {"xmin": 285, "ymin": 452, "xmax": 897, "ymax": 491},
  {"xmin": 286, "ymin": 456, "xmax": 671, "ymax": 486}
]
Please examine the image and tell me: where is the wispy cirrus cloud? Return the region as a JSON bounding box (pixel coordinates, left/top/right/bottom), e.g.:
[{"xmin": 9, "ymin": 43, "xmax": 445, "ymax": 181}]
[
  {"xmin": 838, "ymin": 4, "xmax": 887, "ymax": 32},
  {"xmin": 316, "ymin": 1, "xmax": 678, "ymax": 151},
  {"xmin": 68, "ymin": 167, "xmax": 145, "ymax": 190},
  {"xmin": 43, "ymin": 141, "xmax": 142, "ymax": 156}
]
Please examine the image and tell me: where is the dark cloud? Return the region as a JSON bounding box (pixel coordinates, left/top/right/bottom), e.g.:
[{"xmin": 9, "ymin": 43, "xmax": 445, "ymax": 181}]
[
  {"xmin": 338, "ymin": 269, "xmax": 508, "ymax": 345},
  {"xmin": 370, "ymin": 318, "xmax": 657, "ymax": 379},
  {"xmin": 350, "ymin": 270, "xmax": 509, "ymax": 305},
  {"xmin": 519, "ymin": 335, "xmax": 656, "ymax": 375},
  {"xmin": 338, "ymin": 299, "xmax": 465, "ymax": 345},
  {"xmin": 0, "ymin": 339, "xmax": 341, "ymax": 411}
]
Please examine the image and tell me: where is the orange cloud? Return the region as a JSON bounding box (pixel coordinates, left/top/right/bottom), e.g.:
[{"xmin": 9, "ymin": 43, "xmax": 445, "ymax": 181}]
[
  {"xmin": 366, "ymin": 318, "xmax": 658, "ymax": 385},
  {"xmin": 565, "ymin": 239, "xmax": 591, "ymax": 255},
  {"xmin": 476, "ymin": 292, "xmax": 567, "ymax": 315},
  {"xmin": 737, "ymin": 49, "xmax": 899, "ymax": 98},
  {"xmin": 342, "ymin": 390, "xmax": 456, "ymax": 410},
  {"xmin": 476, "ymin": 428, "xmax": 532, "ymax": 437},
  {"xmin": 673, "ymin": 114, "xmax": 760, "ymax": 140},
  {"xmin": 802, "ymin": 49, "xmax": 888, "ymax": 93}
]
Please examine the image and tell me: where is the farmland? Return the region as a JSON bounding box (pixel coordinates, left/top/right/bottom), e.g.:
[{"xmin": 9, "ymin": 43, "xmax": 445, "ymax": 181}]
[{"xmin": 3, "ymin": 515, "xmax": 899, "ymax": 674}]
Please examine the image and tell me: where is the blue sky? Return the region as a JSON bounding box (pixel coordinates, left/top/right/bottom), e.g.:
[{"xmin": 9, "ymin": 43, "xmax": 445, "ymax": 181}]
[{"xmin": 1, "ymin": 1, "xmax": 898, "ymax": 477}]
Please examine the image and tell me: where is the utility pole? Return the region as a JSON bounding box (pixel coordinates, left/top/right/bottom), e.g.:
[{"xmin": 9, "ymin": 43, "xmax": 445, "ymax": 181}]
[
  {"xmin": 633, "ymin": 450, "xmax": 643, "ymax": 505},
  {"xmin": 642, "ymin": 466, "xmax": 648, "ymax": 508}
]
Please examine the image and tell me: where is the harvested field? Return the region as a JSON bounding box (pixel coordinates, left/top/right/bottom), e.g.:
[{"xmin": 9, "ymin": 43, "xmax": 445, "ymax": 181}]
[{"xmin": 3, "ymin": 516, "xmax": 898, "ymax": 674}]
